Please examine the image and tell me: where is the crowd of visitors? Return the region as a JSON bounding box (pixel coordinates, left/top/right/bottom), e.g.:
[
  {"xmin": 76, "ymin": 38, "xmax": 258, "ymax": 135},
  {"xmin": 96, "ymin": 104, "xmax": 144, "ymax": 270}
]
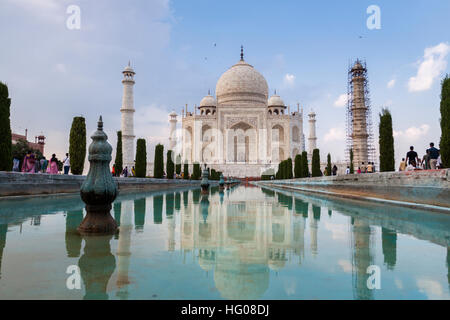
[
  {"xmin": 399, "ymin": 143, "xmax": 442, "ymax": 171},
  {"xmin": 12, "ymin": 152, "xmax": 64, "ymax": 174}
]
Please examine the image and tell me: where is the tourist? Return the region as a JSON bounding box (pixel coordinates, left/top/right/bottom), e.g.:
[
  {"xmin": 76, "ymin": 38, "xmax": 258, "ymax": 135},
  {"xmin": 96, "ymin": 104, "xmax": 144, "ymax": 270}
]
[
  {"xmin": 21, "ymin": 151, "xmax": 36, "ymax": 173},
  {"xmin": 12, "ymin": 157, "xmax": 20, "ymax": 172},
  {"xmin": 357, "ymin": 167, "xmax": 361, "ymax": 174},
  {"xmin": 48, "ymin": 154, "xmax": 59, "ymax": 174},
  {"xmin": 436, "ymin": 155, "xmax": 442, "ymax": 169},
  {"xmin": 40, "ymin": 156, "xmax": 48, "ymax": 173},
  {"xmin": 399, "ymin": 158, "xmax": 406, "ymax": 171},
  {"xmin": 332, "ymin": 165, "xmax": 338, "ymax": 176},
  {"xmin": 427, "ymin": 142, "xmax": 440, "ymax": 170},
  {"xmin": 131, "ymin": 166, "xmax": 136, "ymax": 177},
  {"xmin": 367, "ymin": 162, "xmax": 373, "ymax": 173},
  {"xmin": 112, "ymin": 164, "xmax": 116, "ymax": 176},
  {"xmin": 406, "ymin": 146, "xmax": 419, "ymax": 168},
  {"xmin": 345, "ymin": 166, "xmax": 350, "ymax": 174},
  {"xmin": 421, "ymin": 150, "xmax": 430, "ymax": 170},
  {"xmin": 361, "ymin": 162, "xmax": 366, "ymax": 173},
  {"xmin": 63, "ymin": 153, "xmax": 70, "ymax": 175},
  {"xmin": 122, "ymin": 166, "xmax": 128, "ymax": 177},
  {"xmin": 34, "ymin": 154, "xmax": 41, "ymax": 173}
]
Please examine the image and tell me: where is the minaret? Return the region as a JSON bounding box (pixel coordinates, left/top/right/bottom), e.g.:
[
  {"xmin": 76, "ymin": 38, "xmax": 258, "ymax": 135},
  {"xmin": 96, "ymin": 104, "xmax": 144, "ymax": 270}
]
[
  {"xmin": 349, "ymin": 60, "xmax": 369, "ymax": 166},
  {"xmin": 120, "ymin": 62, "xmax": 136, "ymax": 171},
  {"xmin": 168, "ymin": 111, "xmax": 178, "ymax": 151},
  {"xmin": 308, "ymin": 111, "xmax": 317, "ymax": 156}
]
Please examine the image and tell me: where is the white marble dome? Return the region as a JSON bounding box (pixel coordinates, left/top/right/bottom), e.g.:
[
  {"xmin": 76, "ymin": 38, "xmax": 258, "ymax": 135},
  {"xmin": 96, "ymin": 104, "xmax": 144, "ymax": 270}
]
[
  {"xmin": 199, "ymin": 94, "xmax": 217, "ymax": 107},
  {"xmin": 268, "ymin": 93, "xmax": 285, "ymax": 107},
  {"xmin": 216, "ymin": 60, "xmax": 268, "ymax": 104}
]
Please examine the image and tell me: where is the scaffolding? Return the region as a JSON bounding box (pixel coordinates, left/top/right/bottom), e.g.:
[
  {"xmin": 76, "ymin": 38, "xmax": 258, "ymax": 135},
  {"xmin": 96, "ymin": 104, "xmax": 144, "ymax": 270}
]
[{"xmin": 346, "ymin": 59, "xmax": 376, "ymax": 167}]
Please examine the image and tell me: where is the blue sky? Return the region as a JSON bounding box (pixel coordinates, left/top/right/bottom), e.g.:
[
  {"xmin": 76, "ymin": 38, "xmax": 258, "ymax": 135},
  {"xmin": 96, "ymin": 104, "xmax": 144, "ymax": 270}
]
[{"xmin": 1, "ymin": 0, "xmax": 449, "ymax": 165}]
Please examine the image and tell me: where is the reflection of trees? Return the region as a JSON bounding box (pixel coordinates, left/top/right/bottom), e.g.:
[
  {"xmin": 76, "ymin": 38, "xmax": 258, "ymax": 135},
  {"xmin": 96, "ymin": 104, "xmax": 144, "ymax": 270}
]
[
  {"xmin": 447, "ymin": 247, "xmax": 450, "ymax": 288},
  {"xmin": 134, "ymin": 199, "xmax": 146, "ymax": 231},
  {"xmin": 166, "ymin": 193, "xmax": 174, "ymax": 217},
  {"xmin": 183, "ymin": 191, "xmax": 189, "ymax": 208},
  {"xmin": 175, "ymin": 192, "xmax": 181, "ymax": 211},
  {"xmin": 351, "ymin": 219, "xmax": 373, "ymax": 300},
  {"xmin": 192, "ymin": 189, "xmax": 201, "ymax": 204},
  {"xmin": 294, "ymin": 199, "xmax": 308, "ymax": 218},
  {"xmin": 65, "ymin": 210, "xmax": 83, "ymax": 257},
  {"xmin": 312, "ymin": 205, "xmax": 321, "ymax": 221},
  {"xmin": 78, "ymin": 235, "xmax": 116, "ymax": 300},
  {"xmin": 153, "ymin": 195, "xmax": 163, "ymax": 224},
  {"xmin": 0, "ymin": 224, "xmax": 7, "ymax": 279},
  {"xmin": 381, "ymin": 228, "xmax": 397, "ymax": 270},
  {"xmin": 277, "ymin": 193, "xmax": 292, "ymax": 210}
]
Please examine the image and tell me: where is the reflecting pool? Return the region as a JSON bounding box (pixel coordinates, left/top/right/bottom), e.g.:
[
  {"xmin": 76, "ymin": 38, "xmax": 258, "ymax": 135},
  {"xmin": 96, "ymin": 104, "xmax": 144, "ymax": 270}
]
[{"xmin": 0, "ymin": 185, "xmax": 449, "ymax": 300}]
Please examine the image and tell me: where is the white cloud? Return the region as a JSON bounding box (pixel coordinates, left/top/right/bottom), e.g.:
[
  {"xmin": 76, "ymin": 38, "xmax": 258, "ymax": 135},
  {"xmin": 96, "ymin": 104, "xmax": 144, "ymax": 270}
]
[
  {"xmin": 324, "ymin": 221, "xmax": 348, "ymax": 241},
  {"xmin": 408, "ymin": 42, "xmax": 450, "ymax": 92},
  {"xmin": 416, "ymin": 278, "xmax": 449, "ymax": 299},
  {"xmin": 337, "ymin": 259, "xmax": 352, "ymax": 273},
  {"xmin": 387, "ymin": 79, "xmax": 396, "ymax": 89},
  {"xmin": 334, "ymin": 94, "xmax": 347, "ymax": 108},
  {"xmin": 55, "ymin": 63, "xmax": 67, "ymax": 73},
  {"xmin": 324, "ymin": 127, "xmax": 346, "ymax": 142},
  {"xmin": 394, "ymin": 124, "xmax": 430, "ymax": 140},
  {"xmin": 283, "ymin": 73, "xmax": 295, "ymax": 87}
]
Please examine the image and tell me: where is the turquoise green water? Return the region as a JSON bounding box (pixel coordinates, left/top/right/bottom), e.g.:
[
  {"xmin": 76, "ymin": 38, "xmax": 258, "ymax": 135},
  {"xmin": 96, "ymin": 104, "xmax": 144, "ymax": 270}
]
[{"xmin": 0, "ymin": 185, "xmax": 449, "ymax": 300}]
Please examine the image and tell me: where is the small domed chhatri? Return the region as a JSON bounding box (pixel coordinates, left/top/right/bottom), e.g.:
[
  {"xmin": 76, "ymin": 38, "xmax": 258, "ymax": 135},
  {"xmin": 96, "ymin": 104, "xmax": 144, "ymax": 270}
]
[{"xmin": 179, "ymin": 46, "xmax": 311, "ymax": 178}]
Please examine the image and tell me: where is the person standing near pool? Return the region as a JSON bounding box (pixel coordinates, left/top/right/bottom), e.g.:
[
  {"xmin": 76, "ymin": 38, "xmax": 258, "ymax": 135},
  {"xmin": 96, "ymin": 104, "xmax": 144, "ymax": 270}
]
[
  {"xmin": 63, "ymin": 153, "xmax": 70, "ymax": 174},
  {"xmin": 427, "ymin": 142, "xmax": 440, "ymax": 170},
  {"xmin": 48, "ymin": 154, "xmax": 59, "ymax": 174},
  {"xmin": 406, "ymin": 146, "xmax": 419, "ymax": 168}
]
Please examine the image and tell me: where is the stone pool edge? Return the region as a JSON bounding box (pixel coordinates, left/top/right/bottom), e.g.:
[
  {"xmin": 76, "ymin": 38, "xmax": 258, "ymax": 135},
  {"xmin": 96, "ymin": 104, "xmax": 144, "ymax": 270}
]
[
  {"xmin": 0, "ymin": 171, "xmax": 216, "ymax": 198},
  {"xmin": 253, "ymin": 169, "xmax": 450, "ymax": 214}
]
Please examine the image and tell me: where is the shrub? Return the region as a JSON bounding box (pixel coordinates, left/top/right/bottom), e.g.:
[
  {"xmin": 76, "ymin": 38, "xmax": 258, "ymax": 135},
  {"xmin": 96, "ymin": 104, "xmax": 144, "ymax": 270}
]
[
  {"xmin": 379, "ymin": 108, "xmax": 395, "ymax": 172},
  {"xmin": 166, "ymin": 150, "xmax": 174, "ymax": 179},
  {"xmin": 153, "ymin": 144, "xmax": 164, "ymax": 178},
  {"xmin": 114, "ymin": 131, "xmax": 123, "ymax": 176},
  {"xmin": 311, "ymin": 149, "xmax": 321, "ymax": 177},
  {"xmin": 0, "ymin": 82, "xmax": 12, "ymax": 171}
]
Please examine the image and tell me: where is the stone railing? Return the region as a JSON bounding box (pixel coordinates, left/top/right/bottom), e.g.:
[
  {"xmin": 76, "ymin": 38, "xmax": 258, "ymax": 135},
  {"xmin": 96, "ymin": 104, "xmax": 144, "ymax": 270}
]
[
  {"xmin": 255, "ymin": 169, "xmax": 450, "ymax": 209},
  {"xmin": 0, "ymin": 171, "xmax": 210, "ymax": 197}
]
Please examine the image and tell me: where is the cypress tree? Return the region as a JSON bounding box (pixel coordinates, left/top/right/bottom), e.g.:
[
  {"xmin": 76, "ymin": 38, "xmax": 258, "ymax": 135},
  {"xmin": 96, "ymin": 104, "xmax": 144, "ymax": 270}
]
[
  {"xmin": 192, "ymin": 162, "xmax": 201, "ymax": 180},
  {"xmin": 114, "ymin": 131, "xmax": 123, "ymax": 176},
  {"xmin": 135, "ymin": 138, "xmax": 147, "ymax": 177},
  {"xmin": 349, "ymin": 148, "xmax": 354, "ymax": 174},
  {"xmin": 327, "ymin": 153, "xmax": 332, "ymax": 176},
  {"xmin": 183, "ymin": 161, "xmax": 189, "ymax": 179},
  {"xmin": 153, "ymin": 144, "xmax": 164, "ymax": 178},
  {"xmin": 0, "ymin": 82, "xmax": 12, "ymax": 171},
  {"xmin": 301, "ymin": 151, "xmax": 309, "ymax": 178},
  {"xmin": 379, "ymin": 108, "xmax": 395, "ymax": 172},
  {"xmin": 287, "ymin": 158, "xmax": 293, "ymax": 179},
  {"xmin": 166, "ymin": 150, "xmax": 174, "ymax": 179},
  {"xmin": 276, "ymin": 162, "xmax": 281, "ymax": 179},
  {"xmin": 311, "ymin": 149, "xmax": 321, "ymax": 177},
  {"xmin": 294, "ymin": 154, "xmax": 301, "ymax": 178},
  {"xmin": 440, "ymin": 75, "xmax": 450, "ymax": 168},
  {"xmin": 68, "ymin": 116, "xmax": 86, "ymax": 175},
  {"xmin": 175, "ymin": 154, "xmax": 182, "ymax": 175}
]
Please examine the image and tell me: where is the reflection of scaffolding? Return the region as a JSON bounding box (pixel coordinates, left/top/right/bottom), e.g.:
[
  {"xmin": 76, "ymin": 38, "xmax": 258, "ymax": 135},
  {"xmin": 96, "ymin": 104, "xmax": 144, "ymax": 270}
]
[{"xmin": 346, "ymin": 59, "xmax": 376, "ymax": 166}]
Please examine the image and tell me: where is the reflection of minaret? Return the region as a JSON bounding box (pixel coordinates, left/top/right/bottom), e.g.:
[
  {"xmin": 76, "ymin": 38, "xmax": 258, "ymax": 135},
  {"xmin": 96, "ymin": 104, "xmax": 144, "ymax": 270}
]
[
  {"xmin": 116, "ymin": 200, "xmax": 133, "ymax": 300},
  {"xmin": 166, "ymin": 193, "xmax": 175, "ymax": 251},
  {"xmin": 153, "ymin": 195, "xmax": 163, "ymax": 224},
  {"xmin": 351, "ymin": 219, "xmax": 373, "ymax": 300},
  {"xmin": 0, "ymin": 224, "xmax": 7, "ymax": 279},
  {"xmin": 134, "ymin": 198, "xmax": 146, "ymax": 232},
  {"xmin": 65, "ymin": 210, "xmax": 83, "ymax": 257},
  {"xmin": 447, "ymin": 247, "xmax": 450, "ymax": 289},
  {"xmin": 309, "ymin": 203, "xmax": 318, "ymax": 256},
  {"xmin": 78, "ymin": 234, "xmax": 116, "ymax": 300},
  {"xmin": 381, "ymin": 228, "xmax": 397, "ymax": 270},
  {"xmin": 292, "ymin": 212, "xmax": 305, "ymax": 263}
]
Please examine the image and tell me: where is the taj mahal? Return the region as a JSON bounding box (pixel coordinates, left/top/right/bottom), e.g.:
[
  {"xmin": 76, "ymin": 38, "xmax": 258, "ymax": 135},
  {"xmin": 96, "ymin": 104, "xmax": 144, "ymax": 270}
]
[{"xmin": 120, "ymin": 47, "xmax": 320, "ymax": 178}]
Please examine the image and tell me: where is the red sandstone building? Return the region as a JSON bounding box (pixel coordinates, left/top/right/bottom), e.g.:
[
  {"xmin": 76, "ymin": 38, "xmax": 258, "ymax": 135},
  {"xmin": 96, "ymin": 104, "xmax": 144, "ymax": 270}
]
[{"xmin": 11, "ymin": 129, "xmax": 45, "ymax": 154}]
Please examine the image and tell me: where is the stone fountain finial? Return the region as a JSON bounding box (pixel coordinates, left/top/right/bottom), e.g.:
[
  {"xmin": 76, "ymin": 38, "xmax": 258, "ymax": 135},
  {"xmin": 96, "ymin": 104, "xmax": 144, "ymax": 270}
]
[
  {"xmin": 78, "ymin": 116, "xmax": 118, "ymax": 235},
  {"xmin": 200, "ymin": 163, "xmax": 210, "ymax": 194}
]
